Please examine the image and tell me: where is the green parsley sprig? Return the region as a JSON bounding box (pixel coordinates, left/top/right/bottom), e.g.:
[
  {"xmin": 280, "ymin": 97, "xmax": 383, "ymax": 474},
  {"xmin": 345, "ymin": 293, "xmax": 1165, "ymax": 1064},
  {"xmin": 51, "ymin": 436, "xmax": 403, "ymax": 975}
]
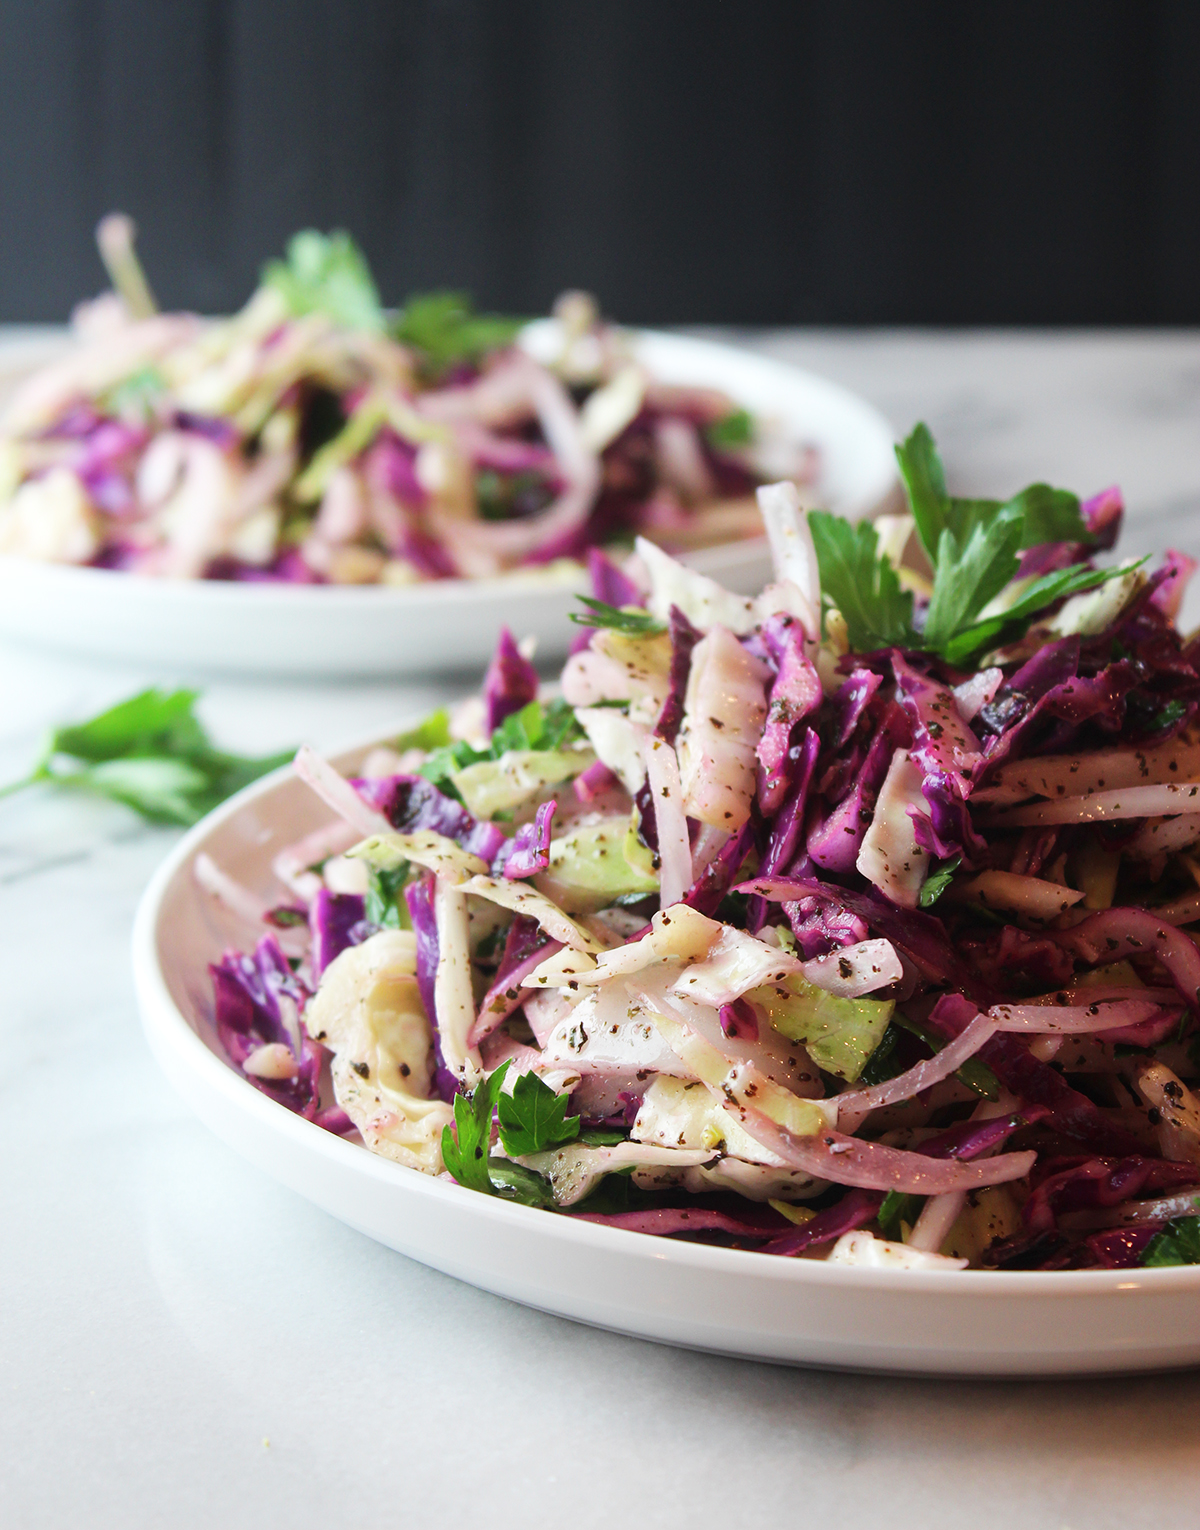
[
  {"xmin": 0, "ymin": 688, "xmax": 292, "ymax": 826},
  {"xmin": 810, "ymin": 423, "xmax": 1140, "ymax": 666},
  {"xmin": 568, "ymin": 598, "xmax": 666, "ymax": 636}
]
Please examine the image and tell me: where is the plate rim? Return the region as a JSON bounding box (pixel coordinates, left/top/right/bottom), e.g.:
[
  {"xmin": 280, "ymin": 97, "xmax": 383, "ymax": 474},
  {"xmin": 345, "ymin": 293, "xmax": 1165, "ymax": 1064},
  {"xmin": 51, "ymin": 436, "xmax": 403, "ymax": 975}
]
[{"xmin": 132, "ymin": 723, "xmax": 1200, "ymax": 1304}]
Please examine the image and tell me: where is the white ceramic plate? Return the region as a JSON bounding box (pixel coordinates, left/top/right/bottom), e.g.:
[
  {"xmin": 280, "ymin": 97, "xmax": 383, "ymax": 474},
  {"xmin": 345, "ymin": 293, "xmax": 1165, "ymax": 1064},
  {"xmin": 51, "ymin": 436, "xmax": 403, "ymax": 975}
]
[
  {"xmin": 0, "ymin": 327, "xmax": 897, "ymax": 676},
  {"xmin": 133, "ymin": 732, "xmax": 1200, "ymax": 1377}
]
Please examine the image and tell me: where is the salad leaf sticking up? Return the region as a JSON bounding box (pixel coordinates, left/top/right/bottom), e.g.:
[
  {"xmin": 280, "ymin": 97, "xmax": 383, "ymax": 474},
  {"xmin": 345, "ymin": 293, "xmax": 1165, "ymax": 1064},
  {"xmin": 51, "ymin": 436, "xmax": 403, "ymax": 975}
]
[
  {"xmin": 392, "ymin": 291, "xmax": 525, "ymax": 377},
  {"xmin": 919, "ymin": 856, "xmax": 961, "ymax": 908},
  {"xmin": 706, "ymin": 408, "xmax": 755, "ymax": 450},
  {"xmin": 569, "ymin": 597, "xmax": 666, "ymax": 635},
  {"xmin": 807, "ymin": 514, "xmax": 914, "ymax": 653},
  {"xmin": 262, "ymin": 229, "xmax": 385, "ymax": 333},
  {"xmin": 0, "ymin": 688, "xmax": 292, "ymax": 826},
  {"xmin": 441, "ymin": 1062, "xmax": 510, "ymax": 1195},
  {"xmin": 810, "ymin": 422, "xmax": 1138, "ymax": 665},
  {"xmin": 497, "ymin": 1070, "xmax": 581, "ymax": 1156}
]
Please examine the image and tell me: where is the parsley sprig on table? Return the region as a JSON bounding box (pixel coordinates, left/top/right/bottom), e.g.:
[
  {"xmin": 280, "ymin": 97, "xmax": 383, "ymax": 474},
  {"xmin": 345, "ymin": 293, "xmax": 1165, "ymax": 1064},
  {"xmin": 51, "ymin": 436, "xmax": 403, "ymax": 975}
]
[
  {"xmin": 810, "ymin": 423, "xmax": 1139, "ymax": 666},
  {"xmin": 0, "ymin": 688, "xmax": 292, "ymax": 826}
]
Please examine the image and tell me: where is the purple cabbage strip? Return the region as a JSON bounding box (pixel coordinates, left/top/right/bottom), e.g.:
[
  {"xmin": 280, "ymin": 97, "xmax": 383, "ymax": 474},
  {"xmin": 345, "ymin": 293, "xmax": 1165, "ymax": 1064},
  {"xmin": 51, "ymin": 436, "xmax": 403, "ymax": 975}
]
[
  {"xmin": 1021, "ymin": 1154, "xmax": 1200, "ymax": 1235},
  {"xmin": 586, "ymin": 546, "xmax": 643, "ymax": 608},
  {"xmin": 499, "ymin": 799, "xmax": 557, "ymax": 880},
  {"xmin": 758, "ymin": 1189, "xmax": 882, "ymax": 1257},
  {"xmin": 475, "ymin": 915, "xmax": 557, "ymax": 1038},
  {"xmin": 574, "ymin": 760, "xmax": 619, "ymax": 802},
  {"xmin": 353, "ymin": 773, "xmax": 508, "ymax": 863},
  {"xmin": 682, "ymin": 815, "xmax": 756, "ymax": 916},
  {"xmin": 483, "ymin": 626, "xmax": 539, "ymax": 734},
  {"xmin": 891, "ymin": 651, "xmax": 988, "ymax": 864},
  {"xmin": 748, "ymin": 727, "xmax": 820, "ymax": 932},
  {"xmin": 719, "ymin": 996, "xmax": 760, "ymax": 1042},
  {"xmin": 830, "ymin": 667, "xmax": 883, "ymax": 749},
  {"xmin": 309, "ymin": 889, "xmax": 372, "ymax": 981},
  {"xmin": 655, "ymin": 604, "xmax": 702, "ymax": 746},
  {"xmin": 757, "ymin": 614, "xmax": 822, "ymax": 814},
  {"xmin": 1081, "ymin": 484, "xmax": 1124, "ymax": 546},
  {"xmin": 807, "ymin": 707, "xmax": 903, "ymax": 873},
  {"xmin": 209, "ymin": 936, "xmax": 322, "ymax": 1119},
  {"xmin": 1086, "ymin": 1225, "xmax": 1163, "ymax": 1268},
  {"xmin": 173, "ymin": 410, "xmax": 239, "ymax": 447},
  {"xmin": 404, "ymin": 874, "xmax": 458, "ymax": 1102}
]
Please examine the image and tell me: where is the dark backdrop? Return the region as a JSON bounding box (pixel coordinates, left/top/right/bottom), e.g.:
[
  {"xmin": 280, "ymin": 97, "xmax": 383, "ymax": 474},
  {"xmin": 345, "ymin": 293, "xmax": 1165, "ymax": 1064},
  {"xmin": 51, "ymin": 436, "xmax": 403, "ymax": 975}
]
[{"xmin": 2, "ymin": 0, "xmax": 1199, "ymax": 325}]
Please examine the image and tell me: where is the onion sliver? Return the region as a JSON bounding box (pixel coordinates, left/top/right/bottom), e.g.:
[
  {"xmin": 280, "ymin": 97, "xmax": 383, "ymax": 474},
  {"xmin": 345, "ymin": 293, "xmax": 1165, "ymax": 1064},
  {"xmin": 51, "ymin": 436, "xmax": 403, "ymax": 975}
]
[
  {"xmin": 1059, "ymin": 909, "xmax": 1200, "ymax": 1007},
  {"xmin": 725, "ymin": 1089, "xmax": 1036, "ymax": 1195},
  {"xmin": 835, "ymin": 1012, "xmax": 997, "ymax": 1131},
  {"xmin": 987, "ymin": 781, "xmax": 1200, "ymax": 827},
  {"xmin": 987, "ymin": 999, "xmax": 1164, "ymax": 1033},
  {"xmin": 293, "ymin": 745, "xmax": 390, "ymax": 836}
]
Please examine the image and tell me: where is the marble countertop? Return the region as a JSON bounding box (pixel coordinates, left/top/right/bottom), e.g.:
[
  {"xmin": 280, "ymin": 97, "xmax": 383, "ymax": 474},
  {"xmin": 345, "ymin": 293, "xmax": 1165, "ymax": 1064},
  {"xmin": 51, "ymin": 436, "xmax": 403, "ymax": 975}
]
[{"xmin": 4, "ymin": 329, "xmax": 1200, "ymax": 1528}]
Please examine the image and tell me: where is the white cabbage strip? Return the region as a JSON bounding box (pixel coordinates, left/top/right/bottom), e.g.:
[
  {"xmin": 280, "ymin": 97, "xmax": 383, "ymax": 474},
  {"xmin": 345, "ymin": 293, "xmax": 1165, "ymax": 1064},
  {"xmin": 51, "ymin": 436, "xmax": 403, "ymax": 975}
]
[
  {"xmin": 755, "ymin": 480, "xmax": 819, "ymax": 638},
  {"xmin": 636, "ymin": 535, "xmax": 760, "ymax": 635},
  {"xmin": 459, "ymin": 873, "xmax": 608, "ymax": 953},
  {"xmin": 802, "ymin": 938, "xmax": 903, "ymax": 998},
  {"xmin": 957, "ymin": 870, "xmax": 1084, "ymax": 920},
  {"xmin": 677, "ymin": 625, "xmax": 770, "ymax": 831},
  {"xmin": 644, "ymin": 735, "xmax": 692, "ymax": 907},
  {"xmin": 433, "ymin": 878, "xmax": 481, "ymax": 1085},
  {"xmin": 1126, "ymin": 814, "xmax": 1200, "ymax": 859},
  {"xmin": 856, "ymin": 749, "xmax": 930, "ymax": 909}
]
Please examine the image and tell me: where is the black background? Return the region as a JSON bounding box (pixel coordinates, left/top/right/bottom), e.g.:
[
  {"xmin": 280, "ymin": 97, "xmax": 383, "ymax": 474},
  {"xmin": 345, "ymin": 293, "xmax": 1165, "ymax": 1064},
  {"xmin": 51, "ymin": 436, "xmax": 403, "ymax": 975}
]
[{"xmin": 2, "ymin": 0, "xmax": 1199, "ymax": 325}]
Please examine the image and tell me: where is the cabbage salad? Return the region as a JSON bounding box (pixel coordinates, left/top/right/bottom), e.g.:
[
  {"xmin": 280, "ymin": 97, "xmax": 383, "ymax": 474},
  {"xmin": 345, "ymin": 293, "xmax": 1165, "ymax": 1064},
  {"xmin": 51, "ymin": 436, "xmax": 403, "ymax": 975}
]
[
  {"xmin": 0, "ymin": 217, "xmax": 808, "ymax": 583},
  {"xmin": 199, "ymin": 424, "xmax": 1200, "ymax": 1271}
]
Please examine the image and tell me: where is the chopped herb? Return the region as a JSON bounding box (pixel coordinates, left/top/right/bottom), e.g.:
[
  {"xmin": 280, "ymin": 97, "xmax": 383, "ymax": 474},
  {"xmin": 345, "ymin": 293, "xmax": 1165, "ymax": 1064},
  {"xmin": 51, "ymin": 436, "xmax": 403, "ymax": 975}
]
[
  {"xmin": 1143, "ymin": 1209, "xmax": 1200, "ymax": 1267},
  {"xmin": 1150, "ymin": 700, "xmax": 1188, "ymax": 733},
  {"xmin": 365, "ymin": 864, "xmax": 410, "ymax": 930},
  {"xmin": 0, "ymin": 688, "xmax": 291, "ymax": 826},
  {"xmin": 919, "ymin": 856, "xmax": 961, "ymax": 908},
  {"xmin": 391, "ymin": 709, "xmax": 453, "ymax": 754},
  {"xmin": 440, "ymin": 1062, "xmax": 510, "ymax": 1195},
  {"xmin": 262, "ymin": 229, "xmax": 385, "ymax": 332},
  {"xmin": 877, "ymin": 1190, "xmax": 922, "ymax": 1239},
  {"xmin": 857, "ymin": 1023, "xmax": 903, "ymax": 1087},
  {"xmin": 811, "ymin": 422, "xmax": 1139, "ymax": 665},
  {"xmin": 705, "ymin": 408, "xmax": 755, "ymax": 450},
  {"xmin": 579, "ymin": 1126, "xmax": 630, "ymax": 1147},
  {"xmin": 569, "ymin": 597, "xmax": 666, "ymax": 635},
  {"xmin": 419, "ymin": 697, "xmax": 584, "ymax": 799},
  {"xmin": 497, "ymin": 1070, "xmax": 581, "ymax": 1157},
  {"xmin": 393, "ymin": 290, "xmax": 525, "ymax": 378}
]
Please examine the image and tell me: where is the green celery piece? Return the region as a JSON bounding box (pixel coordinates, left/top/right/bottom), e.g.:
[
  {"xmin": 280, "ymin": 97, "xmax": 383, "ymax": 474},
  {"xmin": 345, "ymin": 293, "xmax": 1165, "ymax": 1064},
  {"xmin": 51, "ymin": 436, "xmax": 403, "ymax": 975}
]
[
  {"xmin": 894, "ymin": 423, "xmax": 949, "ymax": 562},
  {"xmin": 808, "ymin": 512, "xmax": 916, "ymax": 653},
  {"xmin": 918, "ymin": 856, "xmax": 961, "ymax": 908},
  {"xmin": 569, "ymin": 597, "xmax": 666, "ymax": 635},
  {"xmin": 922, "ymin": 510, "xmax": 1024, "ymax": 653},
  {"xmin": 261, "ymin": 229, "xmax": 385, "ymax": 332},
  {"xmin": 497, "ymin": 1070, "xmax": 581, "ymax": 1157},
  {"xmin": 894, "ymin": 1014, "xmax": 1000, "ymax": 1101}
]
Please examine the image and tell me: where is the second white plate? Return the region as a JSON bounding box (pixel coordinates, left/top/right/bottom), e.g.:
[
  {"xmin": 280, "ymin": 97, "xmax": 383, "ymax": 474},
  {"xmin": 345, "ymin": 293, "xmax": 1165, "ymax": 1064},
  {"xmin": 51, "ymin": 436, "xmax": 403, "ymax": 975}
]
[{"xmin": 0, "ymin": 328, "xmax": 897, "ymax": 676}]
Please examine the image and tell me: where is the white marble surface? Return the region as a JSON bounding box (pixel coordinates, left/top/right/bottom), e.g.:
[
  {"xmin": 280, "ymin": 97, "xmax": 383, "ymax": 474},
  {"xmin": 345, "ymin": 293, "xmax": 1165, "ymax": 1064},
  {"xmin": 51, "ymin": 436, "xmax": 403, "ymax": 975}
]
[{"xmin": 5, "ymin": 329, "xmax": 1200, "ymax": 1527}]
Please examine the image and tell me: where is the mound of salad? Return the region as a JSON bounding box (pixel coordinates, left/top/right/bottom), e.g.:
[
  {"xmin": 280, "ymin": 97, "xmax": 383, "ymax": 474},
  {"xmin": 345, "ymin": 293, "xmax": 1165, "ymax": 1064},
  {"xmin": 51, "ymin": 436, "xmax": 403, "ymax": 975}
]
[
  {"xmin": 197, "ymin": 424, "xmax": 1200, "ymax": 1271},
  {"xmin": 0, "ymin": 216, "xmax": 809, "ymax": 583}
]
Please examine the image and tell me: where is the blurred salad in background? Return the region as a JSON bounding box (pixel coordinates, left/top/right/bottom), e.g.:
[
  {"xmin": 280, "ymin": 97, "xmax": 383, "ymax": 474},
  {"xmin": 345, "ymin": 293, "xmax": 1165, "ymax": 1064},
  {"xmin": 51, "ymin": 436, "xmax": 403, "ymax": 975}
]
[{"xmin": 0, "ymin": 218, "xmax": 814, "ymax": 585}]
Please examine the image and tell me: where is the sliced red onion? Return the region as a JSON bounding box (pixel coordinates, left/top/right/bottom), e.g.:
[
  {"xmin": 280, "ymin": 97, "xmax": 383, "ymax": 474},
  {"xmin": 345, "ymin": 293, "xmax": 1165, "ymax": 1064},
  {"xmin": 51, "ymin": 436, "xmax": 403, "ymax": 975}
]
[
  {"xmin": 987, "ymin": 999, "xmax": 1164, "ymax": 1033},
  {"xmin": 835, "ymin": 1012, "xmax": 998, "ymax": 1132},
  {"xmin": 726, "ymin": 1087, "xmax": 1036, "ymax": 1195},
  {"xmin": 1059, "ymin": 909, "xmax": 1200, "ymax": 1008},
  {"xmin": 271, "ymin": 818, "xmax": 360, "ymax": 901},
  {"xmin": 194, "ymin": 853, "xmax": 308, "ymax": 958},
  {"xmin": 293, "ymin": 746, "xmax": 389, "ymax": 836}
]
